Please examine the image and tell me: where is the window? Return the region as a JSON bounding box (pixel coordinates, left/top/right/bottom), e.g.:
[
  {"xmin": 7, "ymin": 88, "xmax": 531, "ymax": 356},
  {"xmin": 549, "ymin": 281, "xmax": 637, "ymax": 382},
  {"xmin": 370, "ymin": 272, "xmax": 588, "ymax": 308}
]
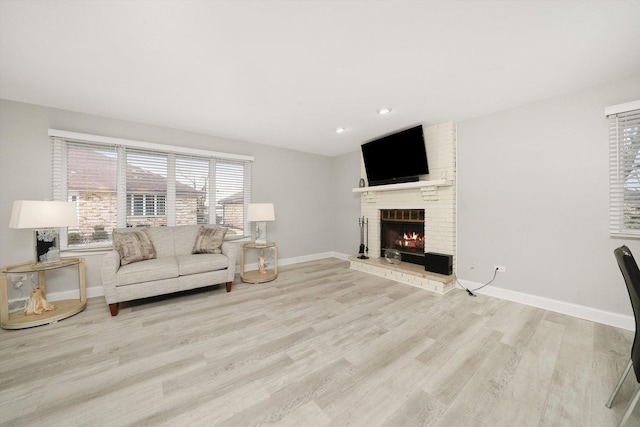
[
  {"xmin": 57, "ymin": 142, "xmax": 118, "ymax": 247},
  {"xmin": 176, "ymin": 156, "xmax": 209, "ymax": 225},
  {"xmin": 51, "ymin": 130, "xmax": 253, "ymax": 249},
  {"xmin": 126, "ymin": 194, "xmax": 166, "ymax": 217},
  {"xmin": 215, "ymin": 161, "xmax": 246, "ymax": 231},
  {"xmin": 125, "ymin": 150, "xmax": 168, "ymax": 227},
  {"xmin": 608, "ymin": 101, "xmax": 640, "ymax": 237}
]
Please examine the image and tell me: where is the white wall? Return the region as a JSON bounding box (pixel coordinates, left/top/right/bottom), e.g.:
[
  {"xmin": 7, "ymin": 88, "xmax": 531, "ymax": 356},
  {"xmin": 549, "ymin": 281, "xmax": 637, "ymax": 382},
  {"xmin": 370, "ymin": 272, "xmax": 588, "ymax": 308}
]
[
  {"xmin": 457, "ymin": 73, "xmax": 640, "ymax": 317},
  {"xmin": 331, "ymin": 150, "xmax": 362, "ymax": 256},
  {"xmin": 0, "ymin": 99, "xmax": 335, "ymax": 295}
]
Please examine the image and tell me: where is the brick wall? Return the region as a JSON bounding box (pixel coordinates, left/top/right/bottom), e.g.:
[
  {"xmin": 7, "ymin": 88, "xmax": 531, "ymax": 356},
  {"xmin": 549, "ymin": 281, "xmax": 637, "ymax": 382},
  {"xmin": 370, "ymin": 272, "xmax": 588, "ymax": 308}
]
[
  {"xmin": 359, "ymin": 122, "xmax": 456, "ymax": 269},
  {"xmin": 73, "ymin": 193, "xmax": 198, "ymax": 237}
]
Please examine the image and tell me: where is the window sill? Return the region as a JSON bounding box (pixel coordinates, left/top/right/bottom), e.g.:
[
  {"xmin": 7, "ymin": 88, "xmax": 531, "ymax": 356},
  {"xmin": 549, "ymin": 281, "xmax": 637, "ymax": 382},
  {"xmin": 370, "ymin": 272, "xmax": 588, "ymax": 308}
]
[
  {"xmin": 62, "ymin": 236, "xmax": 251, "ymax": 257},
  {"xmin": 62, "ymin": 248, "xmax": 113, "ymax": 257}
]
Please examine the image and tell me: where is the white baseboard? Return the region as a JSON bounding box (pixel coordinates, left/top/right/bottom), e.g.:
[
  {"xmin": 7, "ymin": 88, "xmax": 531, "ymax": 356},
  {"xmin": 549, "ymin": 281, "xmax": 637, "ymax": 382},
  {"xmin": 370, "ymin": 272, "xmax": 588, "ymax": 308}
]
[
  {"xmin": 328, "ymin": 252, "xmax": 352, "ymax": 261},
  {"xmin": 280, "ymin": 252, "xmax": 345, "ymax": 266},
  {"xmin": 10, "ymin": 286, "xmax": 106, "ymax": 311},
  {"xmin": 50, "ymin": 252, "xmax": 353, "ymax": 302},
  {"xmin": 241, "ymin": 251, "xmax": 351, "ymax": 272},
  {"xmin": 45, "ymin": 287, "xmax": 106, "ymax": 301},
  {"xmin": 458, "ymin": 279, "xmax": 635, "ymax": 331},
  {"xmin": 45, "ymin": 254, "xmax": 630, "ymax": 332}
]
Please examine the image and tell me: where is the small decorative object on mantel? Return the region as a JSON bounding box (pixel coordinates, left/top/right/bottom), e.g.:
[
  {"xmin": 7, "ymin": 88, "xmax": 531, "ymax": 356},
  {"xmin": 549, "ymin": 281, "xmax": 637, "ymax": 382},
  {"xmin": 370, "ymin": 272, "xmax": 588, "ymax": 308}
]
[
  {"xmin": 359, "ymin": 178, "xmax": 365, "ymax": 188},
  {"xmin": 23, "ymin": 287, "xmax": 54, "ymax": 315},
  {"xmin": 384, "ymin": 249, "xmax": 402, "ymax": 265}
]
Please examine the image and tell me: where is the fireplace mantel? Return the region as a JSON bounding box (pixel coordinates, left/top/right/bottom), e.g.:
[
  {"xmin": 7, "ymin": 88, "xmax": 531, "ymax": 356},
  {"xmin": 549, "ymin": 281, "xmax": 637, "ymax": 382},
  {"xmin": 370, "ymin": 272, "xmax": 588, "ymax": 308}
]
[
  {"xmin": 353, "ymin": 179, "xmax": 452, "ymax": 203},
  {"xmin": 351, "ymin": 178, "xmax": 451, "ymax": 193}
]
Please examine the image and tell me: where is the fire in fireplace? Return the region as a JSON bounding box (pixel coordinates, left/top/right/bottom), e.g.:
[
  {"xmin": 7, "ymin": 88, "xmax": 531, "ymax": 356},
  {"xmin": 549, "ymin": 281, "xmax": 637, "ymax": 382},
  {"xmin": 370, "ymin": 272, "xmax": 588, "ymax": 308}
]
[
  {"xmin": 395, "ymin": 231, "xmax": 425, "ymax": 250},
  {"xmin": 380, "ymin": 209, "xmax": 425, "ymax": 266}
]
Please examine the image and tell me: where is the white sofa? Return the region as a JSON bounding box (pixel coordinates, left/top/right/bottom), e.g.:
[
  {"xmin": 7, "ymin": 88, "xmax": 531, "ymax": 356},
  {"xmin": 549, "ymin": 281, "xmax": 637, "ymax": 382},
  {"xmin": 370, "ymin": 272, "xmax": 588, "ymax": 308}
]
[{"xmin": 101, "ymin": 225, "xmax": 237, "ymax": 316}]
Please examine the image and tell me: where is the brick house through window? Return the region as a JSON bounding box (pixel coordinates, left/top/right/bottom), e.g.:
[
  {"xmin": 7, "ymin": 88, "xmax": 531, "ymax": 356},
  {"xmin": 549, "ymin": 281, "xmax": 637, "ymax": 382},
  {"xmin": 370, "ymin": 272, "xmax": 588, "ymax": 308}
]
[{"xmin": 66, "ymin": 147, "xmax": 202, "ymax": 246}]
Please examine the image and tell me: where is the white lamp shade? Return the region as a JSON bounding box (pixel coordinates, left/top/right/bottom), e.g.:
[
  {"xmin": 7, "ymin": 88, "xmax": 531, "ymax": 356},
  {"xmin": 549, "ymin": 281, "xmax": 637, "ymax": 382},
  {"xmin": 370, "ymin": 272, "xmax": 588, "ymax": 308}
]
[
  {"xmin": 9, "ymin": 200, "xmax": 79, "ymax": 229},
  {"xmin": 247, "ymin": 203, "xmax": 275, "ymax": 222}
]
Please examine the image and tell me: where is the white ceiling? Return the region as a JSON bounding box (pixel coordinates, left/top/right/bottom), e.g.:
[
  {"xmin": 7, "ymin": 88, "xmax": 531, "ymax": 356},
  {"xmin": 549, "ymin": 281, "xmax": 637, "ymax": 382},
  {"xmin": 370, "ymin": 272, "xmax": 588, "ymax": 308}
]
[{"xmin": 1, "ymin": 1, "xmax": 639, "ymax": 157}]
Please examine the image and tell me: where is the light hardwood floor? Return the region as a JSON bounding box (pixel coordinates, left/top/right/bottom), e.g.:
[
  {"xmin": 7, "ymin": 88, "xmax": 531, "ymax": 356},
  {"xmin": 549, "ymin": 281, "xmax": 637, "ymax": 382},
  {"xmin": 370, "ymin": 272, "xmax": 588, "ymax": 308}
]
[{"xmin": 1, "ymin": 258, "xmax": 638, "ymax": 426}]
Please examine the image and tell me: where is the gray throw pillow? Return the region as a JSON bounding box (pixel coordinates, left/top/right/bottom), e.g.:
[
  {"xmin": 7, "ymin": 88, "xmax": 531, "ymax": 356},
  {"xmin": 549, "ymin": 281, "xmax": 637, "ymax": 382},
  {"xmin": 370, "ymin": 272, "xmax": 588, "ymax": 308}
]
[
  {"xmin": 113, "ymin": 229, "xmax": 156, "ymax": 265},
  {"xmin": 193, "ymin": 226, "xmax": 227, "ymax": 254}
]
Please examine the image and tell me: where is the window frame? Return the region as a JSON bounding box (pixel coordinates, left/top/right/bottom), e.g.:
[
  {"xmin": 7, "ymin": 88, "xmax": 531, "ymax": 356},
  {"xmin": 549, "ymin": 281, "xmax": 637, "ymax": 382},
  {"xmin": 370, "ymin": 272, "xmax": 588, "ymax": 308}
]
[
  {"xmin": 126, "ymin": 193, "xmax": 166, "ymax": 217},
  {"xmin": 607, "ymin": 101, "xmax": 640, "ymax": 238},
  {"xmin": 50, "ymin": 129, "xmax": 253, "ymax": 250}
]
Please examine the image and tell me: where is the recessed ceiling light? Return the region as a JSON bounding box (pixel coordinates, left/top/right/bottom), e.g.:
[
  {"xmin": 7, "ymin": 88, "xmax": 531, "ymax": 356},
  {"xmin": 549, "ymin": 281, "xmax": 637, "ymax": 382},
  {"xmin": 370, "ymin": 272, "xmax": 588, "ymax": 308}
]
[
  {"xmin": 336, "ymin": 127, "xmax": 346, "ymax": 134},
  {"xmin": 377, "ymin": 107, "xmax": 392, "ymax": 115}
]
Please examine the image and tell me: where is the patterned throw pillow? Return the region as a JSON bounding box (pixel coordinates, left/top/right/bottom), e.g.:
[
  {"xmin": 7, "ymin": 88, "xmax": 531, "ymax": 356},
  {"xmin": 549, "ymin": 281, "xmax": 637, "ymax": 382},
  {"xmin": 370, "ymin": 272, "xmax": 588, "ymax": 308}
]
[
  {"xmin": 113, "ymin": 229, "xmax": 156, "ymax": 265},
  {"xmin": 192, "ymin": 226, "xmax": 227, "ymax": 254}
]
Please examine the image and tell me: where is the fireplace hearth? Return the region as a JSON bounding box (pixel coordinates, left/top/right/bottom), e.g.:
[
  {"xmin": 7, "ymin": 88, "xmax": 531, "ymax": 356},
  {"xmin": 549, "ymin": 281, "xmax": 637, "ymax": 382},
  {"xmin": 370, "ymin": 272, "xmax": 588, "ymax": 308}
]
[{"xmin": 380, "ymin": 209, "xmax": 425, "ymax": 266}]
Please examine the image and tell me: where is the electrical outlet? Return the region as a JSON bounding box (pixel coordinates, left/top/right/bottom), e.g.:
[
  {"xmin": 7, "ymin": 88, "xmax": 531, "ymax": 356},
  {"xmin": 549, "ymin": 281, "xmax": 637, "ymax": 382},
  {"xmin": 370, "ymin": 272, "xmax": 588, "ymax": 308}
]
[{"xmin": 495, "ymin": 265, "xmax": 506, "ymax": 273}]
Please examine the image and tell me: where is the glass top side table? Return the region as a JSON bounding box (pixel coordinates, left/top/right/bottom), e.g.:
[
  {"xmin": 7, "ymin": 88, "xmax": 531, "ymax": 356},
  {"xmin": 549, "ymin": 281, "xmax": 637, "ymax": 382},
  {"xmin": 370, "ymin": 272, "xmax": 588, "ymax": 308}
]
[
  {"xmin": 0, "ymin": 257, "xmax": 87, "ymax": 329},
  {"xmin": 240, "ymin": 242, "xmax": 278, "ymax": 284}
]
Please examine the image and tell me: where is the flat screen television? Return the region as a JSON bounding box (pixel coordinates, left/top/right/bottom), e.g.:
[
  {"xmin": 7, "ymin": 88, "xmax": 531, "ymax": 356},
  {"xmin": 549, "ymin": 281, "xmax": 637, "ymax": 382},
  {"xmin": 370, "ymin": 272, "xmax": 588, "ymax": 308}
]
[{"xmin": 361, "ymin": 125, "xmax": 429, "ymax": 186}]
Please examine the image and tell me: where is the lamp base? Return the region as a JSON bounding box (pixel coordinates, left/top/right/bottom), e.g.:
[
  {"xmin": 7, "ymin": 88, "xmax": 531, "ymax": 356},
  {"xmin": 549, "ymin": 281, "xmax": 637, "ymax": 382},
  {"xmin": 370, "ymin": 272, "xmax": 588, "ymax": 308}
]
[
  {"xmin": 255, "ymin": 221, "xmax": 267, "ymax": 245},
  {"xmin": 34, "ymin": 229, "xmax": 61, "ymax": 264}
]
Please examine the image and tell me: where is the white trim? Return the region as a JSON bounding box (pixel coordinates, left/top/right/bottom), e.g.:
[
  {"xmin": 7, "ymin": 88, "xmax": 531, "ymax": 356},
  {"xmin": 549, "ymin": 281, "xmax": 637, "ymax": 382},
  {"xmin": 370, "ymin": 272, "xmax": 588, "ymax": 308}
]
[
  {"xmin": 48, "ymin": 129, "xmax": 254, "ymax": 162},
  {"xmin": 72, "ymin": 252, "xmax": 349, "ymax": 301},
  {"xmin": 280, "ymin": 252, "xmax": 342, "ymax": 266},
  {"xmin": 36, "ymin": 286, "xmax": 106, "ymax": 303},
  {"xmin": 458, "ymin": 279, "xmax": 635, "ymax": 331},
  {"xmin": 49, "ymin": 253, "xmax": 634, "ymax": 331},
  {"xmin": 605, "ymin": 100, "xmax": 640, "ymax": 117},
  {"xmin": 330, "ymin": 252, "xmax": 352, "ymax": 261},
  {"xmin": 241, "ymin": 251, "xmax": 342, "ymax": 272},
  {"xmin": 352, "ymin": 179, "xmax": 450, "ymax": 193}
]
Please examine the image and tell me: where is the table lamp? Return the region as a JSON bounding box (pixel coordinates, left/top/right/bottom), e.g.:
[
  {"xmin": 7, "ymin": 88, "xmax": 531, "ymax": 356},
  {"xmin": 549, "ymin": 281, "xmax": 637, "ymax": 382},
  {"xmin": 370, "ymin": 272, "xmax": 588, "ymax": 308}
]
[
  {"xmin": 9, "ymin": 200, "xmax": 79, "ymax": 264},
  {"xmin": 247, "ymin": 203, "xmax": 275, "ymax": 245}
]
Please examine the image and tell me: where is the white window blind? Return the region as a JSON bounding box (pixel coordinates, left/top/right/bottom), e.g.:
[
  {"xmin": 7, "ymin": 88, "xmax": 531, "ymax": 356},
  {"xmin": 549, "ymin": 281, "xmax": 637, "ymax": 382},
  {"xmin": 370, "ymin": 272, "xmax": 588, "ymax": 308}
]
[
  {"xmin": 53, "ymin": 141, "xmax": 119, "ymax": 247},
  {"xmin": 608, "ymin": 103, "xmax": 640, "ymax": 238},
  {"xmin": 176, "ymin": 156, "xmax": 210, "ymax": 225},
  {"xmin": 125, "ymin": 149, "xmax": 168, "ymax": 227},
  {"xmin": 51, "ymin": 130, "xmax": 253, "ymax": 249},
  {"xmin": 215, "ymin": 160, "xmax": 247, "ymax": 235}
]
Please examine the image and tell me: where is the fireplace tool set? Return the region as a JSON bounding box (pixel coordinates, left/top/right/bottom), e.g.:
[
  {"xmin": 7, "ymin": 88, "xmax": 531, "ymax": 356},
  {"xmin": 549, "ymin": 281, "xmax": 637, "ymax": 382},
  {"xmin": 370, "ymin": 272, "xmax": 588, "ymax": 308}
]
[{"xmin": 358, "ymin": 216, "xmax": 369, "ymax": 259}]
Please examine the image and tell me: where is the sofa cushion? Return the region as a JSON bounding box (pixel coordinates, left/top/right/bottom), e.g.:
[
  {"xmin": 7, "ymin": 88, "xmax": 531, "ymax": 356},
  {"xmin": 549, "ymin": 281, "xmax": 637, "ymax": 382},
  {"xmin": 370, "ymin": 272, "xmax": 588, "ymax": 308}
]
[
  {"xmin": 116, "ymin": 257, "xmax": 179, "ymax": 286},
  {"xmin": 146, "ymin": 226, "xmax": 176, "ymax": 258},
  {"xmin": 173, "ymin": 225, "xmax": 202, "ymax": 256},
  {"xmin": 177, "ymin": 254, "xmax": 228, "ymax": 276},
  {"xmin": 112, "ymin": 229, "xmax": 156, "ymax": 265},
  {"xmin": 192, "ymin": 226, "xmax": 228, "ymax": 254}
]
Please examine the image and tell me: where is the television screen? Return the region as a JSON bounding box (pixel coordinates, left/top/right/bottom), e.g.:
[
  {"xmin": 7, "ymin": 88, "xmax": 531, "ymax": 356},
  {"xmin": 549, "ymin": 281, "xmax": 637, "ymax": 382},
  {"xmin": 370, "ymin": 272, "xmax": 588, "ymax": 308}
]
[{"xmin": 361, "ymin": 125, "xmax": 429, "ymax": 186}]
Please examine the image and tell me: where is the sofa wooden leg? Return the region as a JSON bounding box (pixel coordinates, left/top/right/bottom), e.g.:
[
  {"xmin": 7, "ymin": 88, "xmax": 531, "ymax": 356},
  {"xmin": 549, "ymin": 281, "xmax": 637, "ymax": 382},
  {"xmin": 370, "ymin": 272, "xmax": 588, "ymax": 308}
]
[
  {"xmin": 226, "ymin": 281, "xmax": 232, "ymax": 292},
  {"xmin": 108, "ymin": 303, "xmax": 119, "ymax": 316}
]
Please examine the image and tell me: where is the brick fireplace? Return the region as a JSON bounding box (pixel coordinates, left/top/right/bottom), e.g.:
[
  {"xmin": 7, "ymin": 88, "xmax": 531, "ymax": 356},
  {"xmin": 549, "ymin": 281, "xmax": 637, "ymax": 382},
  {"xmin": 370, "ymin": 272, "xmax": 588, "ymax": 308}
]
[{"xmin": 350, "ymin": 122, "xmax": 456, "ymax": 293}]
